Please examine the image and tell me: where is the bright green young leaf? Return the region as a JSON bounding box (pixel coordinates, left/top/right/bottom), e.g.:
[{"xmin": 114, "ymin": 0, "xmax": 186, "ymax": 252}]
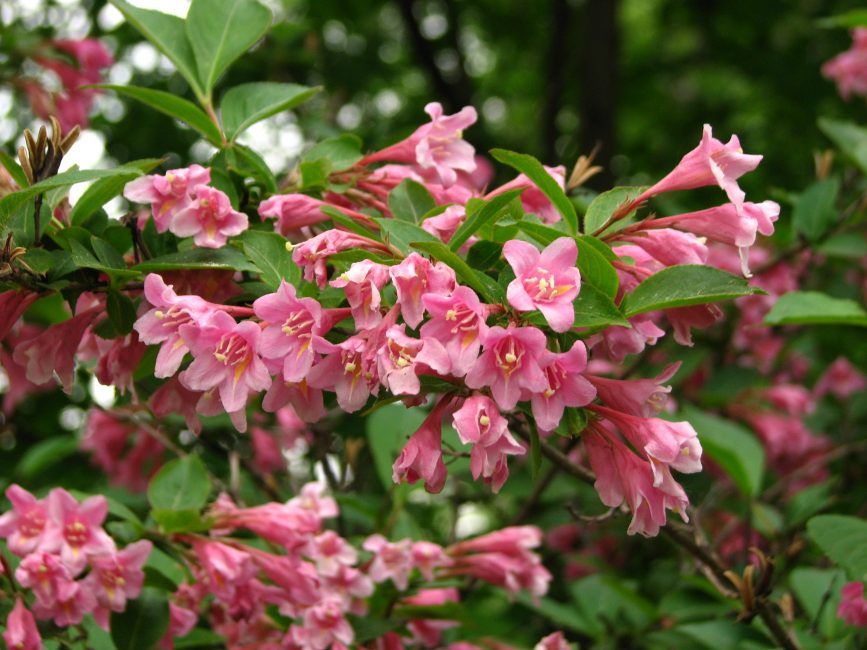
[
  {"xmin": 186, "ymin": 0, "xmax": 272, "ymax": 95},
  {"xmin": 388, "ymin": 179, "xmax": 436, "ymax": 223},
  {"xmin": 818, "ymin": 117, "xmax": 867, "ymax": 175},
  {"xmin": 147, "ymin": 455, "xmax": 212, "ymax": 512},
  {"xmin": 491, "ymin": 148, "xmax": 578, "ymax": 234},
  {"xmin": 622, "ymin": 265, "xmax": 760, "ymax": 317},
  {"xmin": 109, "ymin": 0, "xmax": 204, "ymax": 98},
  {"xmin": 96, "ymin": 85, "xmax": 222, "ymax": 144},
  {"xmin": 303, "ymin": 134, "xmax": 364, "ymax": 172},
  {"xmin": 375, "ymin": 218, "xmax": 440, "ymax": 255},
  {"xmin": 299, "ymin": 159, "xmax": 330, "ymax": 189},
  {"xmin": 151, "ymin": 509, "xmax": 212, "ymax": 533},
  {"xmin": 134, "ymin": 247, "xmax": 259, "ymax": 273},
  {"xmin": 237, "ymin": 229, "xmax": 300, "ymax": 289},
  {"xmin": 682, "ymin": 407, "xmax": 765, "ymax": 497},
  {"xmin": 763, "ymin": 291, "xmax": 867, "ymax": 327},
  {"xmin": 221, "ymin": 82, "xmax": 320, "ymax": 141},
  {"xmin": 411, "ymin": 240, "xmax": 502, "ymax": 302},
  {"xmin": 583, "ymin": 185, "xmax": 648, "ymax": 235},
  {"xmin": 807, "ymin": 515, "xmax": 867, "ymax": 579},
  {"xmin": 449, "ymin": 188, "xmax": 524, "ymax": 251},
  {"xmin": 818, "ymin": 10, "xmax": 867, "ymax": 28},
  {"xmin": 792, "ymin": 177, "xmax": 840, "ymax": 242},
  {"xmin": 111, "ymin": 587, "xmax": 170, "ymax": 650},
  {"xmin": 69, "ymin": 158, "xmax": 164, "ymax": 225}
]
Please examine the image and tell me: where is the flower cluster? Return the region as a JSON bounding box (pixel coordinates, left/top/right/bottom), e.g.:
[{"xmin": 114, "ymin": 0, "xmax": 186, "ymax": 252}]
[
  {"xmin": 823, "ymin": 28, "xmax": 867, "ymax": 99},
  {"xmin": 0, "ymin": 485, "xmax": 152, "ymax": 642}
]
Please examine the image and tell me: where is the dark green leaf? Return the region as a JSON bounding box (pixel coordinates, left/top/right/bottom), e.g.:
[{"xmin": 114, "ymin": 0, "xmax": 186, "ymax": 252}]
[
  {"xmin": 792, "ymin": 178, "xmax": 840, "ymax": 242},
  {"xmin": 186, "ymin": 0, "xmax": 272, "ymax": 94},
  {"xmin": 466, "ymin": 240, "xmax": 503, "ymax": 270},
  {"xmin": 763, "ymin": 291, "xmax": 867, "ymax": 327},
  {"xmin": 571, "ymin": 284, "xmax": 629, "ymax": 328},
  {"xmin": 111, "ymin": 587, "xmax": 170, "ymax": 650},
  {"xmin": 0, "ymin": 149, "xmax": 28, "ymax": 187},
  {"xmin": 107, "ymin": 289, "xmax": 137, "ymax": 336},
  {"xmin": 375, "ymin": 218, "xmax": 440, "ymax": 255},
  {"xmin": 807, "ymin": 515, "xmax": 867, "ymax": 579},
  {"xmin": 303, "ymin": 134, "xmax": 364, "ymax": 172},
  {"xmin": 147, "ymin": 456, "xmax": 211, "ymax": 512},
  {"xmin": 818, "ymin": 117, "xmax": 867, "ymax": 175},
  {"xmin": 622, "ymin": 265, "xmax": 760, "ymax": 317},
  {"xmin": 490, "ymin": 148, "xmax": 578, "ymax": 234},
  {"xmin": 134, "ymin": 246, "xmax": 259, "ymax": 273},
  {"xmin": 584, "ymin": 185, "xmax": 648, "ymax": 235},
  {"xmin": 818, "ymin": 10, "xmax": 867, "ymax": 28},
  {"xmin": 109, "ymin": 0, "xmax": 204, "ymax": 98},
  {"xmin": 411, "ymin": 240, "xmax": 501, "ymax": 302},
  {"xmin": 449, "ymin": 188, "xmax": 524, "ymax": 251},
  {"xmin": 95, "ymin": 85, "xmax": 222, "ymax": 144},
  {"xmin": 70, "ymin": 158, "xmax": 163, "ymax": 226},
  {"xmin": 91, "ymin": 235, "xmax": 128, "ymax": 269},
  {"xmin": 221, "ymin": 82, "xmax": 320, "ymax": 140},
  {"xmin": 388, "ymin": 179, "xmax": 436, "ymax": 223},
  {"xmin": 237, "ymin": 229, "xmax": 300, "ymax": 289},
  {"xmin": 151, "ymin": 509, "xmax": 212, "ymax": 533},
  {"xmin": 682, "ymin": 406, "xmax": 765, "ymax": 497},
  {"xmin": 16, "ymin": 437, "xmax": 80, "ymax": 480}
]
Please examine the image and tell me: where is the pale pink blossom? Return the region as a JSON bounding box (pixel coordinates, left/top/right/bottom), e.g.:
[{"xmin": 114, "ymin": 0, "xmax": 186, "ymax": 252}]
[
  {"xmin": 838, "ymin": 582, "xmax": 867, "ymax": 626},
  {"xmin": 535, "ymin": 632, "xmax": 573, "ymax": 650},
  {"xmin": 377, "ymin": 325, "xmax": 450, "ymax": 395},
  {"xmin": 421, "ymin": 285, "xmax": 489, "ymax": 376},
  {"xmin": 363, "ymin": 535, "xmax": 414, "ymax": 590},
  {"xmin": 530, "ymin": 342, "xmax": 596, "ymax": 431},
  {"xmin": 403, "ymin": 588, "xmax": 460, "ymax": 647},
  {"xmin": 504, "ymin": 238, "xmax": 581, "ymax": 332},
  {"xmin": 292, "ymin": 230, "xmax": 390, "ymax": 288},
  {"xmin": 330, "ymin": 260, "xmax": 390, "ymax": 330},
  {"xmin": 411, "ymin": 542, "xmax": 448, "ymax": 581},
  {"xmin": 170, "ymin": 186, "xmax": 248, "ymax": 248},
  {"xmin": 823, "ymin": 29, "xmax": 867, "ymax": 99},
  {"xmin": 307, "ymin": 335, "xmax": 379, "ymax": 412},
  {"xmin": 44, "ymin": 489, "xmax": 115, "ymax": 575},
  {"xmin": 258, "ymin": 193, "xmax": 331, "ymax": 233},
  {"xmin": 619, "ymin": 229, "xmax": 709, "ymax": 267},
  {"xmin": 123, "ymin": 165, "xmax": 211, "ymax": 231},
  {"xmin": 306, "ymin": 531, "xmax": 358, "ymax": 576},
  {"xmin": 389, "ymin": 253, "xmax": 456, "ymax": 328},
  {"xmin": 15, "ymin": 551, "xmax": 75, "ymax": 607},
  {"xmin": 465, "ymin": 324, "xmax": 548, "ymax": 409},
  {"xmin": 421, "ymin": 205, "xmax": 466, "ymax": 244},
  {"xmin": 288, "ymin": 482, "xmax": 339, "ymax": 520},
  {"xmin": 0, "ymin": 484, "xmax": 50, "ymax": 556},
  {"xmin": 191, "ymin": 540, "xmax": 256, "ymax": 602},
  {"xmin": 85, "ymin": 540, "xmax": 152, "ymax": 613},
  {"xmin": 392, "ymin": 396, "xmax": 453, "ymax": 493},
  {"xmin": 209, "ymin": 495, "xmax": 321, "ymax": 552},
  {"xmin": 289, "ymin": 597, "xmax": 354, "ymax": 650},
  {"xmin": 262, "ymin": 377, "xmax": 327, "ymax": 423},
  {"xmin": 3, "ymin": 599, "xmax": 42, "ymax": 650},
  {"xmin": 31, "ymin": 579, "xmax": 95, "ymax": 627},
  {"xmin": 322, "ymin": 565, "xmax": 374, "ymax": 613}
]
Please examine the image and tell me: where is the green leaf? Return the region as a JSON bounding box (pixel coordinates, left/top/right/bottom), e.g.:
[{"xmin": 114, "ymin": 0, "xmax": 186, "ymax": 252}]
[
  {"xmin": 449, "ymin": 188, "xmax": 524, "ymax": 251},
  {"xmin": 466, "ymin": 240, "xmax": 503, "ymax": 270},
  {"xmin": 375, "ymin": 218, "xmax": 441, "ymax": 255},
  {"xmin": 17, "ymin": 436, "xmax": 80, "ymax": 479},
  {"xmin": 388, "ymin": 179, "xmax": 436, "ymax": 223},
  {"xmin": 186, "ymin": 0, "xmax": 272, "ymax": 95},
  {"xmin": 792, "ymin": 178, "xmax": 840, "ymax": 242},
  {"xmin": 682, "ymin": 407, "xmax": 764, "ymax": 497},
  {"xmin": 411, "ymin": 240, "xmax": 501, "ymax": 302},
  {"xmin": 111, "ymin": 587, "xmax": 170, "ymax": 650},
  {"xmin": 147, "ymin": 456, "xmax": 211, "ymax": 512},
  {"xmin": 91, "ymin": 235, "xmax": 128, "ymax": 269},
  {"xmin": 819, "ymin": 10, "xmax": 867, "ymax": 28},
  {"xmin": 109, "ymin": 0, "xmax": 204, "ymax": 98},
  {"xmin": 763, "ymin": 291, "xmax": 867, "ymax": 327},
  {"xmin": 818, "ymin": 117, "xmax": 867, "ymax": 175},
  {"xmin": 221, "ymin": 82, "xmax": 319, "ymax": 141},
  {"xmin": 319, "ymin": 205, "xmax": 378, "ymax": 238},
  {"xmin": 575, "ymin": 236, "xmax": 619, "ymax": 298},
  {"xmin": 237, "ymin": 229, "xmax": 300, "ymax": 289},
  {"xmin": 151, "ymin": 509, "xmax": 212, "ymax": 533},
  {"xmin": 584, "ymin": 185, "xmax": 648, "ymax": 235},
  {"xmin": 0, "ymin": 149, "xmax": 28, "ymax": 187},
  {"xmin": 807, "ymin": 515, "xmax": 867, "ymax": 579},
  {"xmin": 789, "ymin": 568, "xmax": 846, "ymax": 640},
  {"xmin": 622, "ymin": 265, "xmax": 760, "ymax": 317},
  {"xmin": 490, "ymin": 148, "xmax": 578, "ymax": 234},
  {"xmin": 218, "ymin": 144, "xmax": 277, "ymax": 193},
  {"xmin": 134, "ymin": 246, "xmax": 259, "ymax": 273},
  {"xmin": 0, "ymin": 167, "xmax": 145, "ymax": 229},
  {"xmin": 70, "ymin": 158, "xmax": 163, "ymax": 226},
  {"xmin": 571, "ymin": 284, "xmax": 629, "ymax": 328},
  {"xmin": 96, "ymin": 85, "xmax": 222, "ymax": 144},
  {"xmin": 107, "ymin": 289, "xmax": 137, "ymax": 336},
  {"xmin": 303, "ymin": 134, "xmax": 363, "ymax": 172}
]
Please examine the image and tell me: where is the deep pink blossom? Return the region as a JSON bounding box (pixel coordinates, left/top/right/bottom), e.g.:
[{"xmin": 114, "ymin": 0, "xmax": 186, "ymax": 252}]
[
  {"xmin": 292, "ymin": 230, "xmax": 390, "ymax": 288},
  {"xmin": 81, "ymin": 409, "xmax": 164, "ymax": 492},
  {"xmin": 150, "ymin": 377, "xmax": 203, "ymax": 435},
  {"xmin": 307, "ymin": 335, "xmax": 378, "ymax": 412},
  {"xmin": 0, "ymin": 484, "xmax": 50, "ymax": 556},
  {"xmin": 590, "ymin": 314, "xmax": 666, "ymax": 363},
  {"xmin": 488, "ymin": 165, "xmax": 566, "ymax": 224},
  {"xmin": 619, "ymin": 229, "xmax": 709, "ymax": 267},
  {"xmin": 85, "ymin": 540, "xmax": 152, "ymax": 612},
  {"xmin": 823, "ymin": 28, "xmax": 867, "ymax": 99},
  {"xmin": 123, "ymin": 166, "xmax": 211, "ymax": 231},
  {"xmin": 170, "ymin": 186, "xmax": 248, "ymax": 248},
  {"xmin": 838, "ymin": 582, "xmax": 867, "ymax": 626},
  {"xmin": 330, "ymin": 260, "xmax": 390, "ymax": 330},
  {"xmin": 504, "ymin": 238, "xmax": 581, "ymax": 332},
  {"xmin": 530, "ymin": 342, "xmax": 596, "ymax": 431},
  {"xmin": 262, "ymin": 377, "xmax": 327, "ymax": 423},
  {"xmin": 421, "ymin": 205, "xmax": 465, "ymax": 244},
  {"xmin": 377, "ymin": 325, "xmax": 450, "ymax": 395},
  {"xmin": 815, "ymin": 357, "xmax": 866, "ymax": 400},
  {"xmin": 3, "ymin": 599, "xmax": 42, "ymax": 650},
  {"xmin": 44, "ymin": 489, "xmax": 115, "ymax": 575},
  {"xmin": 191, "ymin": 540, "xmax": 256, "ymax": 602},
  {"xmin": 421, "ymin": 285, "xmax": 489, "ymax": 376},
  {"xmin": 0, "ymin": 289, "xmax": 38, "ymax": 343},
  {"xmin": 588, "ymin": 363, "xmax": 680, "ymax": 417},
  {"xmin": 389, "ymin": 253, "xmax": 456, "ymax": 328},
  {"xmin": 392, "ymin": 396, "xmax": 453, "ymax": 493},
  {"xmin": 32, "ymin": 579, "xmax": 96, "ymax": 627},
  {"xmin": 465, "ymin": 324, "xmax": 548, "ymax": 409},
  {"xmin": 259, "ymin": 193, "xmax": 331, "ymax": 233},
  {"xmin": 209, "ymin": 494, "xmax": 321, "ymax": 552}
]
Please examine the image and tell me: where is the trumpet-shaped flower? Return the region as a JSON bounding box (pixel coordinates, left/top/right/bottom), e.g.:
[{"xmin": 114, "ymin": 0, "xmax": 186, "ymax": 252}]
[
  {"xmin": 171, "ymin": 186, "xmax": 248, "ymax": 248},
  {"xmin": 421, "ymin": 285, "xmax": 488, "ymax": 376},
  {"xmin": 123, "ymin": 165, "xmax": 210, "ymax": 231},
  {"xmin": 529, "ymin": 342, "xmax": 596, "ymax": 432},
  {"xmin": 389, "ymin": 253, "xmax": 456, "ymax": 328}
]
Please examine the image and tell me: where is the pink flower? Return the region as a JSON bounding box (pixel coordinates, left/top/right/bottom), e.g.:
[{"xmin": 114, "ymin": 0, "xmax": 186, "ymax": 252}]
[
  {"xmin": 665, "ymin": 303, "xmax": 724, "ymax": 347},
  {"xmin": 13, "ymin": 292, "xmax": 103, "ymax": 392},
  {"xmin": 263, "ymin": 377, "xmax": 327, "ymax": 423},
  {"xmin": 85, "ymin": 540, "xmax": 152, "ymax": 612},
  {"xmin": 411, "ymin": 542, "xmax": 448, "ymax": 581},
  {"xmin": 322, "ymin": 565, "xmax": 374, "ymax": 613},
  {"xmin": 32, "ymin": 579, "xmax": 96, "ymax": 627},
  {"xmin": 452, "ymin": 395, "xmax": 525, "ymax": 492},
  {"xmin": 403, "ymin": 588, "xmax": 459, "ymax": 647},
  {"xmin": 389, "ymin": 253, "xmax": 456, "ymax": 328},
  {"xmin": 634, "ymin": 124, "xmax": 763, "ymax": 214},
  {"xmin": 823, "ymin": 29, "xmax": 867, "ymax": 99},
  {"xmin": 191, "ymin": 540, "xmax": 256, "ymax": 602},
  {"xmin": 209, "ymin": 495, "xmax": 322, "ymax": 551},
  {"xmin": 488, "ymin": 165, "xmax": 567, "ymax": 224},
  {"xmin": 619, "ymin": 229, "xmax": 709, "ymax": 267},
  {"xmin": 587, "ymin": 363, "xmax": 680, "ymax": 417},
  {"xmin": 307, "ymin": 335, "xmax": 378, "ymax": 412},
  {"xmin": 363, "ymin": 535, "xmax": 414, "ymax": 589},
  {"xmin": 15, "ymin": 551, "xmax": 75, "ymax": 607},
  {"xmin": 584, "ymin": 425, "xmax": 689, "ymax": 537},
  {"xmin": 306, "ymin": 531, "xmax": 358, "ymax": 576},
  {"xmin": 0, "ymin": 484, "xmax": 50, "ymax": 556},
  {"xmin": 421, "ymin": 205, "xmax": 466, "ymax": 244},
  {"xmin": 838, "ymin": 582, "xmax": 867, "ymax": 626},
  {"xmin": 170, "ymin": 186, "xmax": 248, "ymax": 248},
  {"xmin": 530, "ymin": 342, "xmax": 596, "ymax": 431},
  {"xmin": 0, "ymin": 289, "xmax": 38, "ymax": 343},
  {"xmin": 292, "ymin": 230, "xmax": 390, "ymax": 288},
  {"xmin": 150, "ymin": 377, "xmax": 203, "ymax": 435},
  {"xmin": 44, "ymin": 489, "xmax": 115, "ymax": 575},
  {"xmin": 815, "ymin": 357, "xmax": 866, "ymax": 400},
  {"xmin": 258, "ymin": 193, "xmax": 331, "ymax": 234},
  {"xmin": 465, "ymin": 324, "xmax": 548, "ymax": 410},
  {"xmin": 393, "ymin": 395, "xmax": 453, "ymax": 493},
  {"xmin": 253, "ymin": 281, "xmax": 328, "ymax": 383},
  {"xmin": 123, "ymin": 166, "xmax": 211, "ymax": 231},
  {"xmin": 288, "ymin": 482, "xmax": 339, "ymax": 520},
  {"xmin": 363, "ymin": 103, "xmax": 478, "ymax": 188},
  {"xmin": 504, "ymin": 238, "xmax": 581, "ymax": 332},
  {"xmin": 377, "ymin": 325, "xmax": 450, "ymax": 395},
  {"xmin": 81, "ymin": 409, "xmax": 164, "ymax": 492},
  {"xmin": 134, "ymin": 273, "xmax": 212, "ymax": 378},
  {"xmin": 330, "ymin": 260, "xmax": 390, "ymax": 330},
  {"xmin": 535, "ymin": 632, "xmax": 573, "ymax": 650},
  {"xmin": 179, "ymin": 310, "xmax": 271, "ymax": 418},
  {"xmin": 591, "ymin": 315, "xmax": 666, "ymax": 363},
  {"xmin": 289, "ymin": 597, "xmax": 354, "ymax": 650},
  {"xmin": 421, "ymin": 286, "xmax": 489, "ymax": 376},
  {"xmin": 3, "ymin": 599, "xmax": 42, "ymax": 650}
]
